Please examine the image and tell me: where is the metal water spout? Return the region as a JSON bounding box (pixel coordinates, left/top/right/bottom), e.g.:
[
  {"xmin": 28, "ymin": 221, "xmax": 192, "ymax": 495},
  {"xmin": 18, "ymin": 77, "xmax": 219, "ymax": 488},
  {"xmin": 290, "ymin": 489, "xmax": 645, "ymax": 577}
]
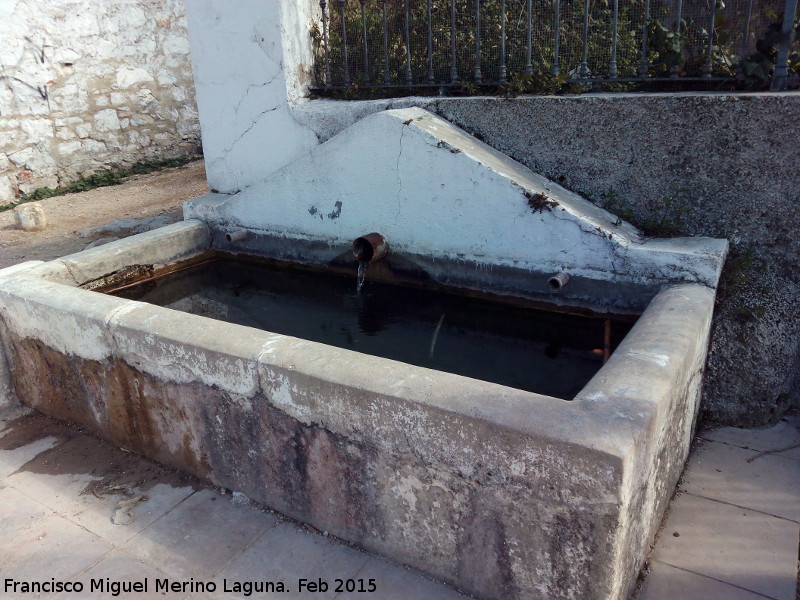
[
  {"xmin": 352, "ymin": 233, "xmax": 389, "ymax": 263},
  {"xmin": 225, "ymin": 230, "xmax": 248, "ymax": 243},
  {"xmin": 548, "ymin": 272, "xmax": 570, "ymax": 292}
]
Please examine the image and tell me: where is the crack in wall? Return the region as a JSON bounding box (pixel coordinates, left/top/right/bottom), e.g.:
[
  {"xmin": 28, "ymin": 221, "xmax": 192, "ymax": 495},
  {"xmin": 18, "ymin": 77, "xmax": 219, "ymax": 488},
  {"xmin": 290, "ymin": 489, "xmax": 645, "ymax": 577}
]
[
  {"xmin": 232, "ymin": 66, "xmax": 283, "ymax": 116},
  {"xmin": 220, "ymin": 104, "xmax": 280, "ymax": 161},
  {"xmin": 394, "ymin": 125, "xmax": 405, "ymax": 224},
  {"xmin": 56, "ymin": 260, "xmax": 81, "ymax": 286}
]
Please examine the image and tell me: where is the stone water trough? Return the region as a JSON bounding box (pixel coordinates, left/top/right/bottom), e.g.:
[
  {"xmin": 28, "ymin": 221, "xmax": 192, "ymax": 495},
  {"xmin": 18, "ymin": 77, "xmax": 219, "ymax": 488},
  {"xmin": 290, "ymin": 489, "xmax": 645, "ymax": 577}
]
[{"xmin": 0, "ymin": 108, "xmax": 727, "ymax": 600}]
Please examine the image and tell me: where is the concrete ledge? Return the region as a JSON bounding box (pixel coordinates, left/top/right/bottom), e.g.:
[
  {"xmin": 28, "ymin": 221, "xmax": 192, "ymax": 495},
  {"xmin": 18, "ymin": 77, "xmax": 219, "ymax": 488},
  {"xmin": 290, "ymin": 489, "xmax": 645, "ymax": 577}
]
[
  {"xmin": 576, "ymin": 284, "xmax": 715, "ymax": 599},
  {"xmin": 0, "ymin": 277, "xmax": 133, "ymax": 362},
  {"xmin": 0, "ymin": 261, "xmax": 45, "ymax": 279},
  {"xmin": 13, "ymin": 220, "xmax": 213, "ymax": 287}
]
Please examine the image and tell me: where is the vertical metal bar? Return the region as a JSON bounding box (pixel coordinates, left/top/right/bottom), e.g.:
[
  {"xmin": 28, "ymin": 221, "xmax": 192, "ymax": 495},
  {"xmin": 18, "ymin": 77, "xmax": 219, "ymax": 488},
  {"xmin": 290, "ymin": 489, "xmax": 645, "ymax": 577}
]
[
  {"xmin": 739, "ymin": 0, "xmax": 754, "ymax": 62},
  {"xmin": 321, "ymin": 0, "xmax": 331, "ymax": 87},
  {"xmin": 670, "ymin": 0, "xmax": 683, "ymax": 78},
  {"xmin": 427, "ymin": 0, "xmax": 435, "ymax": 83},
  {"xmin": 525, "ymin": 0, "xmax": 533, "ymax": 75},
  {"xmin": 451, "ymin": 0, "xmax": 459, "ymax": 82},
  {"xmin": 475, "ymin": 0, "xmax": 482, "ymax": 81},
  {"xmin": 499, "ymin": 0, "xmax": 507, "ymax": 82},
  {"xmin": 702, "ymin": 0, "xmax": 717, "ymax": 77},
  {"xmin": 552, "ymin": 0, "xmax": 561, "ymax": 76},
  {"xmin": 638, "ymin": 0, "xmax": 651, "ymax": 77},
  {"xmin": 771, "ymin": 0, "xmax": 798, "ymax": 90},
  {"xmin": 339, "ymin": 0, "xmax": 350, "ymax": 86},
  {"xmin": 603, "ymin": 320, "xmax": 611, "ymax": 363},
  {"xmin": 579, "ymin": 0, "xmax": 590, "ymax": 78},
  {"xmin": 404, "ymin": 0, "xmax": 413, "ymax": 84},
  {"xmin": 673, "ymin": 0, "xmax": 683, "ymax": 35},
  {"xmin": 609, "ymin": 0, "xmax": 619, "ymax": 78},
  {"xmin": 361, "ymin": 0, "xmax": 371, "ymax": 85},
  {"xmin": 381, "ymin": 0, "xmax": 390, "ymax": 84}
]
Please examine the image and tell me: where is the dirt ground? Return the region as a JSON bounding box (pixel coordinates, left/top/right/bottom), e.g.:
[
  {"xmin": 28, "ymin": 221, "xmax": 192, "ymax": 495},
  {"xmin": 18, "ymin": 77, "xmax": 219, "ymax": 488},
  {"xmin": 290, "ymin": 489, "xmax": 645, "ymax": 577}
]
[{"xmin": 0, "ymin": 160, "xmax": 208, "ymax": 269}]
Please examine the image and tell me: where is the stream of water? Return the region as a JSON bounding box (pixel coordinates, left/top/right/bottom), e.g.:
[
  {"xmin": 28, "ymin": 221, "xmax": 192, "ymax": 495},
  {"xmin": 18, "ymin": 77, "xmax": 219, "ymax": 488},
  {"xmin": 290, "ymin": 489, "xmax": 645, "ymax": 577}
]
[{"xmin": 356, "ymin": 261, "xmax": 368, "ymax": 293}]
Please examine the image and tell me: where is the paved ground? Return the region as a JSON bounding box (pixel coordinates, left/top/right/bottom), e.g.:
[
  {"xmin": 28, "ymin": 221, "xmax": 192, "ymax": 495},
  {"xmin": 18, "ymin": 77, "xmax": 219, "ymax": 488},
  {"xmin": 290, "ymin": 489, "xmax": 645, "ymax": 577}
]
[
  {"xmin": 635, "ymin": 417, "xmax": 800, "ymax": 600},
  {"xmin": 1, "ymin": 410, "xmax": 796, "ymax": 600}
]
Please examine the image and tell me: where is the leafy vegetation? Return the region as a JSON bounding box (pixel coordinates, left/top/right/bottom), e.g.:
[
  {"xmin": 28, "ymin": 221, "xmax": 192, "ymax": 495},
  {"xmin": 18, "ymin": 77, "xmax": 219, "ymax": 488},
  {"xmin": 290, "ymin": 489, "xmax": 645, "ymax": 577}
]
[
  {"xmin": 311, "ymin": 0, "xmax": 798, "ymax": 97},
  {"xmin": 738, "ymin": 12, "xmax": 800, "ymax": 88}
]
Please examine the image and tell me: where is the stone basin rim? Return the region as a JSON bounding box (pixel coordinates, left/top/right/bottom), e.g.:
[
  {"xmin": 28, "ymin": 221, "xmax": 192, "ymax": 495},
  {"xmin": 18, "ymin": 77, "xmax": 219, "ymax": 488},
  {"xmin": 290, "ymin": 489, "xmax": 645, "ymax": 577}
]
[{"xmin": 0, "ymin": 219, "xmax": 714, "ymax": 463}]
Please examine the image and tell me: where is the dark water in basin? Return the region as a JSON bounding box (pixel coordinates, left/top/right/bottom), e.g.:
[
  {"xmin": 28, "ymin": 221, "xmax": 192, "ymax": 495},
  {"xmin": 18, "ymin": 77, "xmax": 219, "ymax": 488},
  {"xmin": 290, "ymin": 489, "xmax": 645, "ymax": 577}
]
[{"xmin": 112, "ymin": 259, "xmax": 635, "ymax": 399}]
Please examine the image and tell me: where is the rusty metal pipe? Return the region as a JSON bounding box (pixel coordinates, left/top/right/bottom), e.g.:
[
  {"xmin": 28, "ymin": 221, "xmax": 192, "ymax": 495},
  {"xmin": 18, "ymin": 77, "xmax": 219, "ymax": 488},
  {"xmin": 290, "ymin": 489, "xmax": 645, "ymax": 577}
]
[
  {"xmin": 352, "ymin": 233, "xmax": 388, "ymax": 263},
  {"xmin": 225, "ymin": 230, "xmax": 248, "ymax": 243},
  {"xmin": 548, "ymin": 272, "xmax": 570, "ymax": 292}
]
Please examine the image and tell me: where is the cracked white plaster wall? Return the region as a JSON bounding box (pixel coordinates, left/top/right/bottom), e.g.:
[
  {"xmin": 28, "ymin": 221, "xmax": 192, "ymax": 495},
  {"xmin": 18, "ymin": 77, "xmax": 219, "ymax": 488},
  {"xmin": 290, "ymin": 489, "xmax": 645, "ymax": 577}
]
[
  {"xmin": 185, "ymin": 0, "xmax": 319, "ymax": 194},
  {"xmin": 192, "ymin": 107, "xmax": 726, "ymax": 289}
]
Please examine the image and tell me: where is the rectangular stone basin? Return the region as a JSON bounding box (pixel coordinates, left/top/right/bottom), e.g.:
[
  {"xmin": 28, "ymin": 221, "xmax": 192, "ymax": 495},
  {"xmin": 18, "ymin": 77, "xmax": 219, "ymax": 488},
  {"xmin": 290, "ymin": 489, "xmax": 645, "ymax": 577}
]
[{"xmin": 0, "ymin": 220, "xmax": 716, "ymax": 600}]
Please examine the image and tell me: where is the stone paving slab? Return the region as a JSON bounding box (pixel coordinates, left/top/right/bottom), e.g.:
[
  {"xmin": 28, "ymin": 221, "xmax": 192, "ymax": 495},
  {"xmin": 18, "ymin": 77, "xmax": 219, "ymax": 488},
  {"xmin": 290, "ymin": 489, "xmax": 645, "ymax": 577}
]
[
  {"xmin": 639, "ymin": 561, "xmax": 775, "ymax": 600},
  {"xmin": 4, "ymin": 435, "xmax": 104, "ymax": 512},
  {"xmin": 4, "ymin": 428, "xmax": 197, "ymax": 545},
  {"xmin": 68, "ymin": 480, "xmax": 196, "ymax": 546},
  {"xmin": 0, "ymin": 484, "xmax": 51, "ymax": 546},
  {"xmin": 651, "ymin": 492, "xmax": 799, "ymax": 600},
  {"xmin": 701, "ymin": 416, "xmax": 800, "ymax": 460},
  {"xmin": 680, "ymin": 440, "xmax": 800, "ymax": 522},
  {"xmin": 0, "ymin": 512, "xmax": 113, "ymax": 586},
  {"xmin": 337, "ymin": 557, "xmax": 472, "ymax": 600},
  {"xmin": 0, "ymin": 434, "xmax": 61, "ymax": 480},
  {"xmin": 183, "ymin": 531, "xmax": 472, "ymax": 600},
  {"xmin": 51, "ymin": 549, "xmax": 172, "ymax": 600},
  {"xmin": 213, "ymin": 521, "xmax": 370, "ymax": 599},
  {"xmin": 0, "ymin": 409, "xmax": 72, "ymax": 480},
  {"xmin": 122, "ymin": 489, "xmax": 278, "ymax": 580}
]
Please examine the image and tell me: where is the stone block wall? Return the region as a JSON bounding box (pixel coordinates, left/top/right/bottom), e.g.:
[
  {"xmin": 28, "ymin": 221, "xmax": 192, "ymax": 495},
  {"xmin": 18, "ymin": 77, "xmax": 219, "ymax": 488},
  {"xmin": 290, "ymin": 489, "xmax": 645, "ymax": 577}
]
[{"xmin": 0, "ymin": 0, "xmax": 200, "ymax": 203}]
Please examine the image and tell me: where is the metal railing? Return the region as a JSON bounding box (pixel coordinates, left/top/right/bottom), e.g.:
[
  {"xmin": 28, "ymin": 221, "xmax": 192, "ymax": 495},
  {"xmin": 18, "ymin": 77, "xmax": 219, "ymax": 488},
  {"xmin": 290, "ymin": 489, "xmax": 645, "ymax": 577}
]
[{"xmin": 311, "ymin": 0, "xmax": 798, "ymax": 94}]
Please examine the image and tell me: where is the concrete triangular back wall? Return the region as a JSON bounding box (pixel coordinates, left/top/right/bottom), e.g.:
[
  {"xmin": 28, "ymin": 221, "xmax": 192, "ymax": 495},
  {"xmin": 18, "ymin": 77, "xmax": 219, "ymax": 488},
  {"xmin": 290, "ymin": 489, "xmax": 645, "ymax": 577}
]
[{"xmin": 186, "ymin": 107, "xmax": 726, "ymax": 308}]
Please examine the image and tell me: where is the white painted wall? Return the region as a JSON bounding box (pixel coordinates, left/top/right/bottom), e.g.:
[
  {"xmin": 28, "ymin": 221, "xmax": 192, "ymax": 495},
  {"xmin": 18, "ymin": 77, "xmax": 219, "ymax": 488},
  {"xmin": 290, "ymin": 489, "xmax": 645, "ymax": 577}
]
[
  {"xmin": 184, "ymin": 0, "xmax": 319, "ymax": 194},
  {"xmin": 186, "ymin": 108, "xmax": 727, "ymax": 289}
]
